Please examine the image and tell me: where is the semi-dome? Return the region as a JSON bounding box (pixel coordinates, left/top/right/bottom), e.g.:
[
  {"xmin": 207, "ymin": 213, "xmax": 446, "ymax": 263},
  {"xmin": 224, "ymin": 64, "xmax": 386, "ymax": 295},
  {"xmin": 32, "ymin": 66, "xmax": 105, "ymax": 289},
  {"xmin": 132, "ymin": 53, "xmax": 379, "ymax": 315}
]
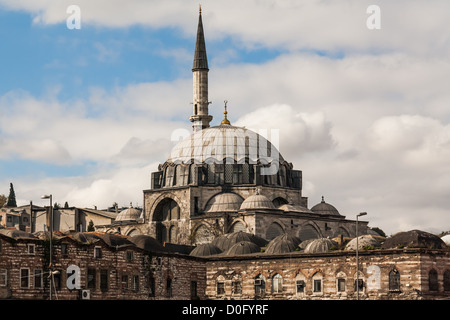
[
  {"xmin": 115, "ymin": 205, "xmax": 142, "ymax": 222},
  {"xmin": 204, "ymin": 193, "xmax": 243, "ymax": 213},
  {"xmin": 190, "ymin": 243, "xmax": 222, "ymax": 257},
  {"xmin": 167, "ymin": 124, "xmax": 285, "ymax": 165},
  {"xmin": 265, "ymin": 233, "xmax": 302, "ymax": 254},
  {"xmin": 311, "ymin": 197, "xmax": 342, "ymax": 217},
  {"xmin": 344, "ymin": 235, "xmax": 381, "ymax": 251},
  {"xmin": 304, "ymin": 238, "xmax": 338, "ymax": 254},
  {"xmin": 224, "ymin": 241, "xmax": 261, "ymax": 256},
  {"xmin": 240, "ymin": 193, "xmax": 275, "ymax": 210}
]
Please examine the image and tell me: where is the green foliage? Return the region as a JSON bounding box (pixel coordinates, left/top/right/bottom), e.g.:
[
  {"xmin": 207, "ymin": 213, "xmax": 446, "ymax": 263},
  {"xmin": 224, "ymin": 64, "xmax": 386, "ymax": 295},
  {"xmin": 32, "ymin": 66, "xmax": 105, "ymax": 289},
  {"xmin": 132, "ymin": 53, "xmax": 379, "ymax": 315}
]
[
  {"xmin": 0, "ymin": 194, "xmax": 6, "ymax": 207},
  {"xmin": 87, "ymin": 220, "xmax": 95, "ymax": 232},
  {"xmin": 370, "ymin": 227, "xmax": 386, "ymax": 238},
  {"xmin": 6, "ymin": 183, "xmax": 17, "ymax": 207}
]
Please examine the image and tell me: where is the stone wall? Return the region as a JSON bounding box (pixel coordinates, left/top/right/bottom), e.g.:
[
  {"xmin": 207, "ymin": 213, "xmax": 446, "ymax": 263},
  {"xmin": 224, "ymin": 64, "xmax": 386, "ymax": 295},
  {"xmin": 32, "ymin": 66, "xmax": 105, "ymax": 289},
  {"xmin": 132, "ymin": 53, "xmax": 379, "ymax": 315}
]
[{"xmin": 204, "ymin": 249, "xmax": 450, "ymax": 300}]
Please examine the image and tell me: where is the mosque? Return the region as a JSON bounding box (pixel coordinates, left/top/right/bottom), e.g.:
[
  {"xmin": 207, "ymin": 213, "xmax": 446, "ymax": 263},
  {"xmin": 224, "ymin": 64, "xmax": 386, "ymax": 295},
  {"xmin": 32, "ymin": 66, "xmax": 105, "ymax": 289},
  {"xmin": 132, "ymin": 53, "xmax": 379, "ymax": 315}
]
[{"xmin": 103, "ymin": 8, "xmax": 369, "ymax": 246}]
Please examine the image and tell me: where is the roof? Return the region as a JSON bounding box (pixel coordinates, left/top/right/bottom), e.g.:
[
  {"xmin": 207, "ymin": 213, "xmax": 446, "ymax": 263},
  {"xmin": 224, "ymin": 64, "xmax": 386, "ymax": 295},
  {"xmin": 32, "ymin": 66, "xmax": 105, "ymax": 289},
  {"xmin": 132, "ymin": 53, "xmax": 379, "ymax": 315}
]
[
  {"xmin": 304, "ymin": 238, "xmax": 338, "ymax": 253},
  {"xmin": 311, "ymin": 197, "xmax": 342, "ymax": 217},
  {"xmin": 224, "ymin": 241, "xmax": 261, "ymax": 256},
  {"xmin": 167, "ymin": 124, "xmax": 285, "ymax": 165},
  {"xmin": 192, "ymin": 9, "xmax": 208, "ymax": 71},
  {"xmin": 129, "ymin": 234, "xmax": 166, "ymax": 252},
  {"xmin": 204, "ymin": 193, "xmax": 243, "ymax": 213},
  {"xmin": 265, "ymin": 233, "xmax": 302, "ymax": 254},
  {"xmin": 115, "ymin": 206, "xmax": 142, "ymax": 222},
  {"xmin": 344, "ymin": 235, "xmax": 382, "ymax": 251},
  {"xmin": 381, "ymin": 229, "xmax": 446, "ymax": 249},
  {"xmin": 190, "ymin": 243, "xmax": 222, "ymax": 257},
  {"xmin": 0, "ymin": 228, "xmax": 37, "ymax": 240},
  {"xmin": 278, "ymin": 203, "xmax": 313, "ymax": 214},
  {"xmin": 240, "ymin": 193, "xmax": 275, "ymax": 211}
]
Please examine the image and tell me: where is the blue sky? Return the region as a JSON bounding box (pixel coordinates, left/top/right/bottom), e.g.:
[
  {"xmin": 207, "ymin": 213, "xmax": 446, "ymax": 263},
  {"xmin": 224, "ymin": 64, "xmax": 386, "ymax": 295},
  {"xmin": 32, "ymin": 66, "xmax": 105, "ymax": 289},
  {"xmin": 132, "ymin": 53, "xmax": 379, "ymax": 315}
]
[{"xmin": 0, "ymin": 1, "xmax": 449, "ymax": 235}]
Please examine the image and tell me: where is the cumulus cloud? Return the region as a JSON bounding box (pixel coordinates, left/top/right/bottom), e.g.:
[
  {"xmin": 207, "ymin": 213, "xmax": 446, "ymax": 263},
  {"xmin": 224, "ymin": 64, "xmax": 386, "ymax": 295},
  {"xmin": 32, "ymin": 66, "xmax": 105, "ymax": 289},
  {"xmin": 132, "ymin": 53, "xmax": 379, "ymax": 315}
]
[{"xmin": 1, "ymin": 0, "xmax": 450, "ymax": 57}]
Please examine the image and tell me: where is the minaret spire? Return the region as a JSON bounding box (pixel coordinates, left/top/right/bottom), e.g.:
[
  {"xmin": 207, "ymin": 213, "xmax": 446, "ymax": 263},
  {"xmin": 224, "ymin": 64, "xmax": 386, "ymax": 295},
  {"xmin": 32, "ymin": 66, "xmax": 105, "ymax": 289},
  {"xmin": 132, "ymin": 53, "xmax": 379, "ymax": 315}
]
[{"xmin": 190, "ymin": 6, "xmax": 212, "ymax": 132}]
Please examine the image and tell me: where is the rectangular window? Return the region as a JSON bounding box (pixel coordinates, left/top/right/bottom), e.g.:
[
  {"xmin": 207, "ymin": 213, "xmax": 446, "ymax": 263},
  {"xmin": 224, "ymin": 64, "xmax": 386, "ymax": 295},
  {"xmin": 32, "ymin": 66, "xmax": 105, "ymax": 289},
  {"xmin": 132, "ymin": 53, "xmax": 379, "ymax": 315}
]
[
  {"xmin": 94, "ymin": 246, "xmax": 102, "ymax": 258},
  {"xmin": 34, "ymin": 269, "xmax": 43, "ymax": 288},
  {"xmin": 100, "ymin": 270, "xmax": 108, "ymax": 292},
  {"xmin": 133, "ymin": 275, "xmax": 139, "ymax": 292},
  {"xmin": 149, "ymin": 276, "xmax": 155, "ymax": 297},
  {"xmin": 190, "ymin": 281, "xmax": 198, "ymax": 299},
  {"xmin": 20, "ymin": 268, "xmax": 29, "ymax": 288},
  {"xmin": 313, "ymin": 279, "xmax": 322, "ymax": 292},
  {"xmin": 0, "ymin": 269, "xmax": 7, "ymax": 286},
  {"xmin": 216, "ymin": 281, "xmax": 225, "ymax": 295},
  {"xmin": 166, "ymin": 278, "xmax": 173, "ymax": 297},
  {"xmin": 121, "ymin": 275, "xmax": 128, "ymax": 290},
  {"xmin": 27, "ymin": 244, "xmax": 35, "ymax": 255},
  {"xmin": 126, "ymin": 251, "xmax": 134, "ymax": 262},
  {"xmin": 61, "ymin": 243, "xmax": 68, "ymax": 256},
  {"xmin": 337, "ymin": 278, "xmax": 346, "ymax": 292},
  {"xmin": 87, "ymin": 268, "xmax": 96, "ymax": 289},
  {"xmin": 232, "ymin": 281, "xmax": 242, "ymax": 295},
  {"xmin": 296, "ymin": 280, "xmax": 305, "ymax": 293}
]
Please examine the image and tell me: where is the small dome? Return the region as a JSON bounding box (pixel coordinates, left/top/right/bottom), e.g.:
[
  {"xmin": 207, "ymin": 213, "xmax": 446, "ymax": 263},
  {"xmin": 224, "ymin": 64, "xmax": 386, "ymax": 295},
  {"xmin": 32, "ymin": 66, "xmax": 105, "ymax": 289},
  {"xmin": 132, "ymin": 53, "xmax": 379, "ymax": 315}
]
[
  {"xmin": 441, "ymin": 234, "xmax": 450, "ymax": 246},
  {"xmin": 211, "ymin": 234, "xmax": 231, "ymax": 251},
  {"xmin": 115, "ymin": 205, "xmax": 142, "ymax": 222},
  {"xmin": 225, "ymin": 241, "xmax": 261, "ymax": 256},
  {"xmin": 130, "ymin": 235, "xmax": 165, "ymax": 253},
  {"xmin": 205, "ymin": 193, "xmax": 243, "ymax": 213},
  {"xmin": 299, "ymin": 238, "xmax": 315, "ymax": 250},
  {"xmin": 381, "ymin": 229, "xmax": 446, "ymax": 249},
  {"xmin": 221, "ymin": 231, "xmax": 268, "ymax": 251},
  {"xmin": 344, "ymin": 235, "xmax": 381, "ymax": 251},
  {"xmin": 311, "ymin": 196, "xmax": 342, "ymax": 217},
  {"xmin": 265, "ymin": 233, "xmax": 302, "ymax": 254},
  {"xmin": 278, "ymin": 203, "xmax": 313, "ymax": 213},
  {"xmin": 304, "ymin": 238, "xmax": 338, "ymax": 253},
  {"xmin": 240, "ymin": 193, "xmax": 275, "ymax": 210},
  {"xmin": 190, "ymin": 243, "xmax": 222, "ymax": 257}
]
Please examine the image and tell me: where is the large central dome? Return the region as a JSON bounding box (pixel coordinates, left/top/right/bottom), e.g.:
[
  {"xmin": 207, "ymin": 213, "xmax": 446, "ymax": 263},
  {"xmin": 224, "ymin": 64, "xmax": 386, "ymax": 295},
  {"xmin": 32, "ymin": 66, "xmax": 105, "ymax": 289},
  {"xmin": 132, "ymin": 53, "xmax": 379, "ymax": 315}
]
[{"xmin": 167, "ymin": 123, "xmax": 285, "ymax": 165}]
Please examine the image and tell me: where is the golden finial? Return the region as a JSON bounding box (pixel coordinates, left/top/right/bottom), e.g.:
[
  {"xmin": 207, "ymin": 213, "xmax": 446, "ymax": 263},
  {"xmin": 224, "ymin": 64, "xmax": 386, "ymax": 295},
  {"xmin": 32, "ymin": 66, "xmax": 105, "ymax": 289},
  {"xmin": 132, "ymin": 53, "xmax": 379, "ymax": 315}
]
[
  {"xmin": 199, "ymin": 4, "xmax": 202, "ymax": 15},
  {"xmin": 221, "ymin": 100, "xmax": 231, "ymax": 125}
]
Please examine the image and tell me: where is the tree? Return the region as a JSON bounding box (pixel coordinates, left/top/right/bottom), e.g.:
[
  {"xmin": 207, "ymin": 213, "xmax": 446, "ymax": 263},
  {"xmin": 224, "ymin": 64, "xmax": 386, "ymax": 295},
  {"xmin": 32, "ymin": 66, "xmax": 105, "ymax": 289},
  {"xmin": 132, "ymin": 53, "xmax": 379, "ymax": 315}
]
[
  {"xmin": 0, "ymin": 194, "xmax": 6, "ymax": 207},
  {"xmin": 87, "ymin": 220, "xmax": 95, "ymax": 232},
  {"xmin": 6, "ymin": 183, "xmax": 17, "ymax": 207},
  {"xmin": 64, "ymin": 201, "xmax": 69, "ymax": 209}
]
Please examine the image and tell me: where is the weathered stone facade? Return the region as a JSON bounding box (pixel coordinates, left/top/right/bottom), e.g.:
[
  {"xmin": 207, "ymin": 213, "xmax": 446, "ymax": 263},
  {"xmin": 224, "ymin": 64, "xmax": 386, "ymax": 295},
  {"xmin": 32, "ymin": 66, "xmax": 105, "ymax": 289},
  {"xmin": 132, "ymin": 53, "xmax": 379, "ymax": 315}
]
[
  {"xmin": 204, "ymin": 249, "xmax": 450, "ymax": 300},
  {"xmin": 0, "ymin": 231, "xmax": 206, "ymax": 300}
]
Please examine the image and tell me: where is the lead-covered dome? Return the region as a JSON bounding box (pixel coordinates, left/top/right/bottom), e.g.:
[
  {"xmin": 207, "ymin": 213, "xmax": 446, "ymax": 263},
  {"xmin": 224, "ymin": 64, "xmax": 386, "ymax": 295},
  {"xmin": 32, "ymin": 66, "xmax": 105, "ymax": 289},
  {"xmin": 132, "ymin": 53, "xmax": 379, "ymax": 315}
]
[
  {"xmin": 240, "ymin": 193, "xmax": 275, "ymax": 211},
  {"xmin": 204, "ymin": 193, "xmax": 243, "ymax": 213},
  {"xmin": 167, "ymin": 124, "xmax": 285, "ymax": 165},
  {"xmin": 311, "ymin": 197, "xmax": 343, "ymax": 217},
  {"xmin": 115, "ymin": 205, "xmax": 142, "ymax": 222}
]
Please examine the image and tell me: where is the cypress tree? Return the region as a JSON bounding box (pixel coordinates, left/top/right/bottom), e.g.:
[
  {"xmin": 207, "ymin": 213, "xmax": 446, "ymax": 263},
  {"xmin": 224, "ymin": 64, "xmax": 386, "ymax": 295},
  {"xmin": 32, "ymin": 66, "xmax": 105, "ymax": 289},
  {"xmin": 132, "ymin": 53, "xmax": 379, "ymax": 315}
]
[{"xmin": 6, "ymin": 183, "xmax": 17, "ymax": 207}]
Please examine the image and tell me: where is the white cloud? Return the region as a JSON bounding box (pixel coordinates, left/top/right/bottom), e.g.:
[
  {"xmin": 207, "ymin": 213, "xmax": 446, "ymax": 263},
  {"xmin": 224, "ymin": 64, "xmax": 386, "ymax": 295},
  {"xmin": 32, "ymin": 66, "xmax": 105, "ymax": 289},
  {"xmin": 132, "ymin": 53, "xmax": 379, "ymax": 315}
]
[{"xmin": 1, "ymin": 0, "xmax": 450, "ymax": 57}]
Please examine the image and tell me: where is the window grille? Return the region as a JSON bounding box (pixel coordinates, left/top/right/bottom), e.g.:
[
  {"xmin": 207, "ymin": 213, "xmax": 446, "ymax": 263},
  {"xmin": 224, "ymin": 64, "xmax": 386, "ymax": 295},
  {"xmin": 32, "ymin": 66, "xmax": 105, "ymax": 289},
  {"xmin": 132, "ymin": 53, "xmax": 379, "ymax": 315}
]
[{"xmin": 389, "ymin": 269, "xmax": 401, "ymax": 291}]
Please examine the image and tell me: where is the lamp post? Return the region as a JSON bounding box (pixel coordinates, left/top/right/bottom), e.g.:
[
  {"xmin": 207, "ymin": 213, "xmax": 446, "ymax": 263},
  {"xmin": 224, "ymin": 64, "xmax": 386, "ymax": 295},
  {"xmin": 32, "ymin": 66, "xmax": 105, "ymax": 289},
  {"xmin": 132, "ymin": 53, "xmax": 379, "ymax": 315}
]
[
  {"xmin": 355, "ymin": 212, "xmax": 367, "ymax": 300},
  {"xmin": 41, "ymin": 194, "xmax": 53, "ymax": 300}
]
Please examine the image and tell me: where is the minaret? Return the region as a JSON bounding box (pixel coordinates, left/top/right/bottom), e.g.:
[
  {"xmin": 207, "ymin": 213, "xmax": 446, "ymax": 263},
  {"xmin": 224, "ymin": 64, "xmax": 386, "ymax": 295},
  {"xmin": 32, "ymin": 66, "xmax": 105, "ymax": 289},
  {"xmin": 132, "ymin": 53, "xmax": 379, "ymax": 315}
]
[{"xmin": 189, "ymin": 6, "xmax": 212, "ymax": 132}]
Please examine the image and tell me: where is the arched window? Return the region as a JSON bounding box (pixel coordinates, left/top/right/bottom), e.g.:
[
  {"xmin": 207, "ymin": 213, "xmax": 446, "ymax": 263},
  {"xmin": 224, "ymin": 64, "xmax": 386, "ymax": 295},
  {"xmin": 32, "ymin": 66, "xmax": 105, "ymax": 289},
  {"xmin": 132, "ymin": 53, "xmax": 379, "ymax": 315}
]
[
  {"xmin": 389, "ymin": 269, "xmax": 401, "ymax": 291},
  {"xmin": 272, "ymin": 197, "xmax": 288, "ymax": 208},
  {"xmin": 230, "ymin": 221, "xmax": 246, "ymax": 233},
  {"xmin": 266, "ymin": 222, "xmax": 284, "ymax": 241},
  {"xmin": 444, "ymin": 270, "xmax": 450, "ymax": 292},
  {"xmin": 429, "ymin": 269, "xmax": 439, "ymax": 291},
  {"xmin": 272, "ymin": 274, "xmax": 283, "ymax": 293},
  {"xmin": 254, "ymin": 274, "xmax": 266, "ymax": 297},
  {"xmin": 298, "ymin": 224, "xmax": 319, "ymax": 241}
]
